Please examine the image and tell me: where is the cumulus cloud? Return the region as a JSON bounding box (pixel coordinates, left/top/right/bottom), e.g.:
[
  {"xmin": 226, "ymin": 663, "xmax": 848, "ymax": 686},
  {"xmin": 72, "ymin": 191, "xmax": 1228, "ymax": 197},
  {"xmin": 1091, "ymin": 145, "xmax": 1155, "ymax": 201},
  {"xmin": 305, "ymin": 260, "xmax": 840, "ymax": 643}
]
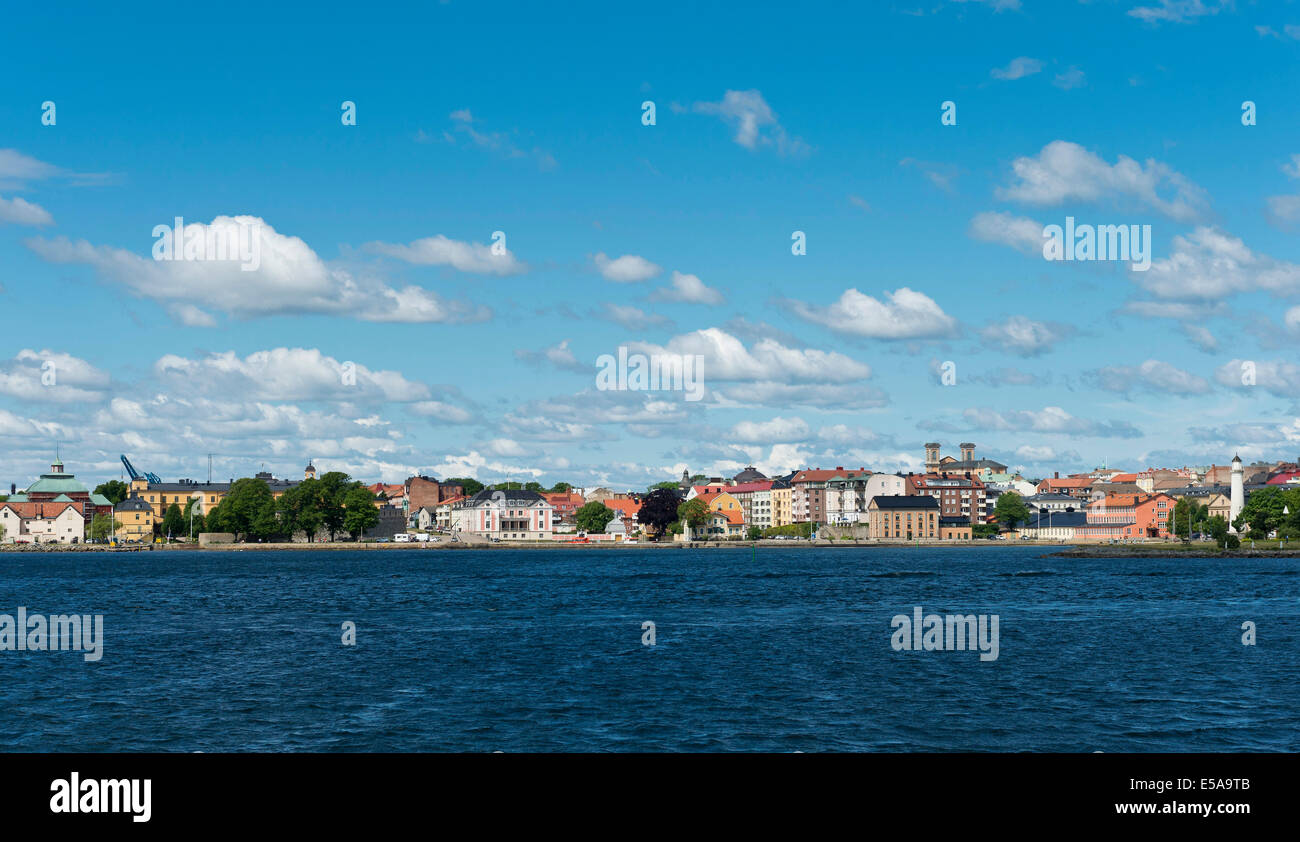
[
  {"xmin": 154, "ymin": 348, "xmax": 432, "ymax": 403},
  {"xmin": 631, "ymin": 328, "xmax": 871, "ymax": 383},
  {"xmin": 997, "ymin": 140, "xmax": 1208, "ymax": 221},
  {"xmin": 790, "ymin": 287, "xmax": 958, "ymax": 339},
  {"xmin": 979, "ymin": 316, "xmax": 1073, "ymax": 356},
  {"xmin": 1136, "ymin": 227, "xmax": 1300, "ymax": 300},
  {"xmin": 729, "ymin": 416, "xmax": 811, "ymax": 443},
  {"xmin": 0, "ymin": 349, "xmax": 110, "ymax": 403},
  {"xmin": 1215, "ymin": 359, "xmax": 1300, "ymax": 398},
  {"xmin": 968, "ymin": 211, "xmax": 1045, "ymax": 255},
  {"xmin": 650, "ymin": 270, "xmax": 723, "ymax": 305},
  {"xmin": 28, "ymin": 216, "xmax": 492, "ymax": 324},
  {"xmin": 592, "ymin": 252, "xmax": 661, "ymax": 283}
]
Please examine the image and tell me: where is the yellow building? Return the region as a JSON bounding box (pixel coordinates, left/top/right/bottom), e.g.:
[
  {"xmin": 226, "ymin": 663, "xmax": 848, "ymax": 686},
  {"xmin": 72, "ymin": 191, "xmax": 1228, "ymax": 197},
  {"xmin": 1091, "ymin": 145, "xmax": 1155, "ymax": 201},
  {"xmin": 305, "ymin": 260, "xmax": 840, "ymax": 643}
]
[
  {"xmin": 867, "ymin": 495, "xmax": 940, "ymax": 540},
  {"xmin": 697, "ymin": 491, "xmax": 743, "ymax": 520},
  {"xmin": 129, "ymin": 464, "xmax": 317, "ymax": 519},
  {"xmin": 114, "ymin": 496, "xmax": 156, "ymax": 541},
  {"xmin": 770, "ymin": 484, "xmax": 793, "ymax": 527}
]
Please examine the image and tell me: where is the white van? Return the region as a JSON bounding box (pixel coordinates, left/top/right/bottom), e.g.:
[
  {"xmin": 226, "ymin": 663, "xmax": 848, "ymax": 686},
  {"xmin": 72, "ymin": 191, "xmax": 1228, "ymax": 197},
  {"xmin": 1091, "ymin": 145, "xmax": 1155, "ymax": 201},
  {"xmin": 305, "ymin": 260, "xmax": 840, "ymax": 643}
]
[{"xmin": 393, "ymin": 533, "xmax": 412, "ymax": 543}]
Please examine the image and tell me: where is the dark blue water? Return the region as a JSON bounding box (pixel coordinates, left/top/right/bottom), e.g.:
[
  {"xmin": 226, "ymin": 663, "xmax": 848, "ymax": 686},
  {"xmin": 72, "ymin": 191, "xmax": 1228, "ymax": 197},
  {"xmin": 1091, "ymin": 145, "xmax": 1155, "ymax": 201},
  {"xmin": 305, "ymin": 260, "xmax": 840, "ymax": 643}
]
[{"xmin": 1, "ymin": 547, "xmax": 1296, "ymax": 751}]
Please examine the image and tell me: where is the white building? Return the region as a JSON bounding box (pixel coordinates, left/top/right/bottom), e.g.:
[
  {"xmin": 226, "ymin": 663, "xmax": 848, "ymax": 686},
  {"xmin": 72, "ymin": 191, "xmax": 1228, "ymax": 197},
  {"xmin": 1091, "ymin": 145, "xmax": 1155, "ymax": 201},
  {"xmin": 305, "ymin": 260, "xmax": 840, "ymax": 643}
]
[
  {"xmin": 0, "ymin": 501, "xmax": 87, "ymax": 544},
  {"xmin": 450, "ymin": 489, "xmax": 555, "ymax": 541}
]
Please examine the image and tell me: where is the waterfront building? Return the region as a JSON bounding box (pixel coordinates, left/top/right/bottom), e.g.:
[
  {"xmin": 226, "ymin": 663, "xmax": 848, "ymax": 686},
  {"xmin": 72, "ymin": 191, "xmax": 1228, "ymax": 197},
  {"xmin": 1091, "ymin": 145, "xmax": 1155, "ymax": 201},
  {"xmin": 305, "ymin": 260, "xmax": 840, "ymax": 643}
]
[
  {"xmin": 450, "ymin": 488, "xmax": 554, "ymax": 541},
  {"xmin": 867, "ymin": 495, "xmax": 939, "ymax": 540},
  {"xmin": 1074, "ymin": 492, "xmax": 1174, "ymax": 540},
  {"xmin": 905, "ymin": 472, "xmax": 987, "ymax": 524},
  {"xmin": 769, "ymin": 479, "xmax": 793, "ymax": 527},
  {"xmin": 1016, "ymin": 510, "xmax": 1088, "ymax": 541},
  {"xmin": 727, "ymin": 481, "xmax": 774, "ymax": 529},
  {"xmin": 938, "ymin": 516, "xmax": 973, "ymax": 540},
  {"xmin": 0, "ymin": 500, "xmax": 86, "ymax": 544},
  {"xmin": 114, "ymin": 496, "xmax": 156, "ymax": 542},
  {"xmin": 404, "ymin": 475, "xmax": 463, "ymax": 518}
]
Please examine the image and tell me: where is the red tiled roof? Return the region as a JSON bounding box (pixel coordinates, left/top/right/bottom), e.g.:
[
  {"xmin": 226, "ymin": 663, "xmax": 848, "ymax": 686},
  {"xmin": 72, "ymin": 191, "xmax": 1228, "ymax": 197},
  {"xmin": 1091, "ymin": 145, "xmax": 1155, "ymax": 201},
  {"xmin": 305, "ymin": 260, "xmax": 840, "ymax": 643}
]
[
  {"xmin": 604, "ymin": 499, "xmax": 642, "ymax": 516},
  {"xmin": 1, "ymin": 501, "xmax": 83, "ymax": 519}
]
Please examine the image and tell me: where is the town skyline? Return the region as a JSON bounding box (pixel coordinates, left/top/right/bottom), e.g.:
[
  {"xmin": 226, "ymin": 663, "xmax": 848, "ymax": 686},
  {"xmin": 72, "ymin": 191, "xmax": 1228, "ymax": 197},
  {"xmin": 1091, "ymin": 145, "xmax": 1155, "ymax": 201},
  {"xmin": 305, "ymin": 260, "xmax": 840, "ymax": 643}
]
[{"xmin": 4, "ymin": 2, "xmax": 1300, "ymax": 491}]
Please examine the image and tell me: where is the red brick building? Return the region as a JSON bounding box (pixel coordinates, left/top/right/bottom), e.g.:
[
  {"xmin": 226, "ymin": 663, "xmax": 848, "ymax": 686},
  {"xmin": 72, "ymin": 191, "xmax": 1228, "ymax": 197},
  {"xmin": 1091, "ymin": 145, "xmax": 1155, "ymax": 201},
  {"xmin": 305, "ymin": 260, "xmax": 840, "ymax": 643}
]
[{"xmin": 404, "ymin": 476, "xmax": 464, "ymax": 514}]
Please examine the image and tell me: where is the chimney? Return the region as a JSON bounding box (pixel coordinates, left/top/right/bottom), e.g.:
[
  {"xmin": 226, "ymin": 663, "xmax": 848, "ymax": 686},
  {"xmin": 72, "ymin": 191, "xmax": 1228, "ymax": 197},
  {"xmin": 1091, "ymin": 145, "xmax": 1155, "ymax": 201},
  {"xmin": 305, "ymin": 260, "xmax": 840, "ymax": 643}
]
[
  {"xmin": 1054, "ymin": 472, "xmax": 1059, "ymax": 479},
  {"xmin": 836, "ymin": 466, "xmax": 843, "ymax": 471}
]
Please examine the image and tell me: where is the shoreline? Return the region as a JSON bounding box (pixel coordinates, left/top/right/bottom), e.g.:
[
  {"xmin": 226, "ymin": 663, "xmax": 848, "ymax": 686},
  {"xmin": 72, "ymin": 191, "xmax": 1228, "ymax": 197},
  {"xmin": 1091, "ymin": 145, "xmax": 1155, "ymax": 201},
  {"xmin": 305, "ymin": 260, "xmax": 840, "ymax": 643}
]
[{"xmin": 3, "ymin": 539, "xmax": 1297, "ymax": 557}]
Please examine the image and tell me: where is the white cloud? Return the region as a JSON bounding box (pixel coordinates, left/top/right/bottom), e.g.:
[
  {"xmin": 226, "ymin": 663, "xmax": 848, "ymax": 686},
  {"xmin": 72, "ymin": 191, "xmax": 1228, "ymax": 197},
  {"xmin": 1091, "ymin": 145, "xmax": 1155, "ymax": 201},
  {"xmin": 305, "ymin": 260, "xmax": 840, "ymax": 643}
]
[
  {"xmin": 997, "ymin": 140, "xmax": 1208, "ymax": 221},
  {"xmin": 28, "ymin": 216, "xmax": 491, "ymax": 324},
  {"xmin": 1215, "ymin": 359, "xmax": 1300, "ymax": 398},
  {"xmin": 729, "ymin": 417, "xmax": 811, "ymax": 443},
  {"xmin": 968, "ymin": 211, "xmax": 1045, "ymax": 255},
  {"xmin": 651, "ymin": 270, "xmax": 723, "ymax": 305},
  {"xmin": 592, "ymin": 252, "xmax": 661, "ymax": 283},
  {"xmin": 632, "ymin": 328, "xmax": 871, "ymax": 383},
  {"xmin": 979, "ymin": 316, "xmax": 1072, "ymax": 356},
  {"xmin": 410, "ymin": 401, "xmax": 475, "ymax": 424},
  {"xmin": 1053, "ymin": 67, "xmax": 1087, "ymax": 90},
  {"xmin": 596, "ymin": 302, "xmax": 673, "ymax": 329},
  {"xmin": 948, "ymin": 406, "xmax": 1142, "ymax": 438},
  {"xmin": 0, "ymin": 349, "xmax": 110, "ymax": 403},
  {"xmin": 1128, "ymin": 1, "xmax": 1224, "ymax": 25},
  {"xmin": 990, "ymin": 57, "xmax": 1042, "ymax": 80},
  {"xmin": 0, "ymin": 195, "xmax": 53, "ymax": 226},
  {"xmin": 364, "ymin": 233, "xmax": 526, "ymax": 275},
  {"xmin": 1088, "ymin": 359, "xmax": 1211, "ymax": 395},
  {"xmin": 1137, "ymin": 227, "xmax": 1300, "ymax": 300},
  {"xmin": 691, "ymin": 90, "xmax": 808, "ymax": 155},
  {"xmin": 514, "ymin": 339, "xmax": 587, "ymax": 372},
  {"xmin": 790, "ymin": 287, "xmax": 958, "ymax": 339},
  {"xmin": 154, "ymin": 348, "xmax": 431, "ymax": 403}
]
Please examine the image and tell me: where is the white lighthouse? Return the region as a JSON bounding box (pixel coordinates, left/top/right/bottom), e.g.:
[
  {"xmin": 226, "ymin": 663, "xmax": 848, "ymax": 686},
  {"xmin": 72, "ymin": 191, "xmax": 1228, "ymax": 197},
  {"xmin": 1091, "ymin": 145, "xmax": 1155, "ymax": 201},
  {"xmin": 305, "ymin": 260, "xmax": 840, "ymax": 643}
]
[{"xmin": 1229, "ymin": 454, "xmax": 1244, "ymax": 533}]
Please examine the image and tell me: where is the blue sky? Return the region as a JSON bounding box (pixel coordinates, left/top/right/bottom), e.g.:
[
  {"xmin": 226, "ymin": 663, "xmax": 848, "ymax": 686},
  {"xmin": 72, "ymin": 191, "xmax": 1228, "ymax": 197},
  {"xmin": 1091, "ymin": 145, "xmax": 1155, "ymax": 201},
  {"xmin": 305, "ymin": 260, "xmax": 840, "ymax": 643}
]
[{"xmin": 3, "ymin": 0, "xmax": 1300, "ymax": 490}]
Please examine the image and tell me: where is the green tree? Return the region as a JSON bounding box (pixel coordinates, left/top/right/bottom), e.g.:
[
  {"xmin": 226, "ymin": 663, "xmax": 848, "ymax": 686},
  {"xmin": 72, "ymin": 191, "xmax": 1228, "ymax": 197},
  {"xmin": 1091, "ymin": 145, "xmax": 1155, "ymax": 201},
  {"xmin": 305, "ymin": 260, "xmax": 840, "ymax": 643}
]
[
  {"xmin": 548, "ymin": 482, "xmax": 573, "ymax": 493},
  {"xmin": 93, "ymin": 480, "xmax": 130, "ymax": 505},
  {"xmin": 648, "ymin": 481, "xmax": 680, "ymax": 492},
  {"xmin": 1207, "ymin": 515, "xmax": 1229, "ymax": 548},
  {"xmin": 277, "ymin": 479, "xmax": 323, "ymax": 542},
  {"xmin": 446, "ymin": 477, "xmax": 484, "ymax": 496},
  {"xmin": 343, "ymin": 486, "xmax": 380, "ymax": 539},
  {"xmin": 993, "ymin": 492, "xmax": 1030, "ymax": 530},
  {"xmin": 575, "ymin": 501, "xmax": 615, "ymax": 533},
  {"xmin": 677, "ymin": 498, "xmax": 711, "ymax": 529},
  {"xmin": 162, "ymin": 503, "xmax": 185, "ymax": 541},
  {"xmin": 1234, "ymin": 487, "xmax": 1300, "ymax": 537},
  {"xmin": 221, "ymin": 477, "xmax": 277, "ymax": 541},
  {"xmin": 746, "ymin": 525, "xmax": 762, "ymax": 541},
  {"xmin": 205, "ymin": 501, "xmax": 228, "ymax": 534},
  {"xmin": 315, "ymin": 471, "xmax": 353, "ymax": 540}
]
